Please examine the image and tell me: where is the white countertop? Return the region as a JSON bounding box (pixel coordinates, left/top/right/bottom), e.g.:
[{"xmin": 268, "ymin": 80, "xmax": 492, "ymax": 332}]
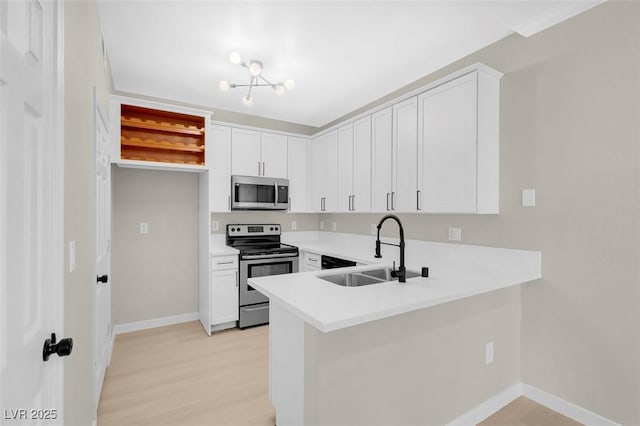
[
  {"xmin": 249, "ymin": 232, "xmax": 541, "ymax": 333},
  {"xmin": 210, "ymin": 234, "xmax": 239, "ymax": 256}
]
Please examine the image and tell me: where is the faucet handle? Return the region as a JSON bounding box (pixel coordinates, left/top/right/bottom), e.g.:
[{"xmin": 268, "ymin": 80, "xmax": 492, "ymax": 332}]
[{"xmin": 391, "ymin": 261, "xmax": 397, "ymax": 277}]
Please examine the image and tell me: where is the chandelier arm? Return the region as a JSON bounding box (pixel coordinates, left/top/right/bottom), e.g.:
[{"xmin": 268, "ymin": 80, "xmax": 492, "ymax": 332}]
[
  {"xmin": 258, "ymin": 75, "xmax": 275, "ymax": 87},
  {"xmin": 247, "ymin": 76, "xmax": 255, "ymax": 98},
  {"xmin": 229, "ymin": 83, "xmax": 274, "ymax": 87}
]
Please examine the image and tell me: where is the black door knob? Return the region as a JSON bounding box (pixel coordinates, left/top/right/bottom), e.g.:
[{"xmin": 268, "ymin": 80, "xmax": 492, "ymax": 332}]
[
  {"xmin": 42, "ymin": 333, "xmax": 73, "ymax": 361},
  {"xmin": 97, "ymin": 274, "xmax": 108, "ymax": 284}
]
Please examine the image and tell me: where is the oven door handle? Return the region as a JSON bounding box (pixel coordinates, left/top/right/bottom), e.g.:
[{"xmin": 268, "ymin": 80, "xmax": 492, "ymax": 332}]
[
  {"xmin": 242, "ymin": 305, "xmax": 270, "ymax": 312},
  {"xmin": 241, "ymin": 253, "xmax": 299, "ymax": 260}
]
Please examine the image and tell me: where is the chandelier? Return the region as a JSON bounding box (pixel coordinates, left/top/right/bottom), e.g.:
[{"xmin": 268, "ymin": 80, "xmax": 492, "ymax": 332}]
[{"xmin": 219, "ymin": 52, "xmax": 295, "ymax": 106}]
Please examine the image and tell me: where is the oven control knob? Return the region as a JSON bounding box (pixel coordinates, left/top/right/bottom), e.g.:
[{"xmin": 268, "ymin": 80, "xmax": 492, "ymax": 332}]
[
  {"xmin": 231, "ymin": 227, "xmax": 236, "ymax": 232},
  {"xmin": 275, "ymin": 227, "xmax": 279, "ymax": 231},
  {"xmin": 270, "ymin": 227, "xmax": 274, "ymax": 231}
]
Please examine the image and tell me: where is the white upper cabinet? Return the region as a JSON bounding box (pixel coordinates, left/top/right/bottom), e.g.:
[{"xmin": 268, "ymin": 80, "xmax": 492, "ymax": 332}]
[
  {"xmin": 231, "ymin": 128, "xmax": 261, "ymax": 176},
  {"xmin": 261, "ymin": 132, "xmax": 288, "ymax": 178},
  {"xmin": 335, "ymin": 118, "xmax": 371, "ymax": 213},
  {"xmin": 393, "ymin": 96, "xmax": 418, "ymax": 212},
  {"xmin": 352, "ymin": 116, "xmax": 372, "ymax": 212},
  {"xmin": 324, "ymin": 130, "xmax": 339, "ymax": 212},
  {"xmin": 337, "ymin": 124, "xmax": 354, "ymax": 212},
  {"xmin": 418, "ymin": 69, "xmax": 499, "ymax": 213},
  {"xmin": 287, "ymin": 137, "xmax": 309, "ymax": 212},
  {"xmin": 309, "ymin": 130, "xmax": 338, "ymax": 212},
  {"xmin": 371, "ymin": 107, "xmax": 394, "ymax": 212},
  {"xmin": 210, "ymin": 125, "xmax": 232, "ymax": 212},
  {"xmin": 231, "ymin": 129, "xmax": 288, "ymax": 178},
  {"xmin": 309, "ymin": 136, "xmax": 326, "ymax": 212}
]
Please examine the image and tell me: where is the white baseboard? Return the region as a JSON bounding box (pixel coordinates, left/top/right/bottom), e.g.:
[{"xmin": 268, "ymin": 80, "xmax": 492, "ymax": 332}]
[
  {"xmin": 446, "ymin": 382, "xmax": 620, "ymax": 426},
  {"xmin": 446, "ymin": 383, "xmax": 522, "ymax": 426},
  {"xmin": 522, "ymin": 383, "xmax": 621, "ymax": 426},
  {"xmin": 113, "ymin": 312, "xmax": 200, "ymax": 335}
]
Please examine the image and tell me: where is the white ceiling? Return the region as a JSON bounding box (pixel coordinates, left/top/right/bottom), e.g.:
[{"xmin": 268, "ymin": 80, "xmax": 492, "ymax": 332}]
[{"xmin": 97, "ymin": 1, "xmax": 602, "ymax": 128}]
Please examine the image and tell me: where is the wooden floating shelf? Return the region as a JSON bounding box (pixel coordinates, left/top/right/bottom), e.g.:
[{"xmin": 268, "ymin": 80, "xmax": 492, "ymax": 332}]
[
  {"xmin": 121, "ymin": 136, "xmax": 204, "ymax": 153},
  {"xmin": 121, "ymin": 156, "xmax": 201, "ymax": 165},
  {"xmin": 121, "ymin": 116, "xmax": 205, "ymax": 136}
]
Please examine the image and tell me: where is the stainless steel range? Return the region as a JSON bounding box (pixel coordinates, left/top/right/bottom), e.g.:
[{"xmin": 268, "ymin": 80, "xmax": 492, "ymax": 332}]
[{"xmin": 227, "ymin": 224, "xmax": 299, "ymax": 329}]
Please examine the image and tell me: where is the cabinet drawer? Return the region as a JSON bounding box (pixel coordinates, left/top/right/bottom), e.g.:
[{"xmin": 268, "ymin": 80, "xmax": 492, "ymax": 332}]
[
  {"xmin": 304, "ymin": 252, "xmax": 321, "ymax": 268},
  {"xmin": 211, "ymin": 255, "xmax": 238, "ymax": 270}
]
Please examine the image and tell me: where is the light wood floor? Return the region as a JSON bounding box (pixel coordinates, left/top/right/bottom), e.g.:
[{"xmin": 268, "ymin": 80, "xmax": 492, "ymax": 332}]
[{"xmin": 98, "ymin": 321, "xmax": 581, "ymax": 426}]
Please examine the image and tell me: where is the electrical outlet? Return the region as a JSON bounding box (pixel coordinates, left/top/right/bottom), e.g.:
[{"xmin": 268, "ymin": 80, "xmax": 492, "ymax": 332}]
[
  {"xmin": 522, "ymin": 189, "xmax": 536, "ymax": 207},
  {"xmin": 291, "ymin": 221, "xmax": 297, "ymax": 230},
  {"xmin": 448, "ymin": 227, "xmax": 461, "ymax": 241},
  {"xmin": 485, "ymin": 342, "xmax": 494, "ymax": 365},
  {"xmin": 212, "ymin": 221, "xmax": 219, "ymax": 231},
  {"xmin": 331, "ymin": 222, "xmax": 336, "ymax": 231},
  {"xmin": 370, "ymin": 224, "xmax": 377, "ymax": 235},
  {"xmin": 69, "ymin": 241, "xmax": 76, "ymax": 273},
  {"xmin": 319, "ymin": 221, "xmax": 324, "ymax": 230},
  {"xmin": 139, "ymin": 222, "xmax": 149, "ymax": 234}
]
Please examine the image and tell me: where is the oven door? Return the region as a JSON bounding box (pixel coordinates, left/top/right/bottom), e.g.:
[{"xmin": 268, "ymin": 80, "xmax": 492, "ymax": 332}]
[{"xmin": 239, "ymin": 255, "xmax": 299, "ymax": 306}]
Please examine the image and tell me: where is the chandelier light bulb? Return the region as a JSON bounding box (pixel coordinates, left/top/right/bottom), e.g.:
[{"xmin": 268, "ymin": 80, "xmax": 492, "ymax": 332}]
[
  {"xmin": 248, "ymin": 60, "xmax": 263, "ymax": 77},
  {"xmin": 274, "ymin": 85, "xmax": 285, "ymax": 96},
  {"xmin": 229, "ymin": 51, "xmax": 242, "ymax": 65},
  {"xmin": 284, "ymin": 79, "xmax": 296, "ymax": 91},
  {"xmin": 243, "ymin": 95, "xmax": 253, "ymax": 106},
  {"xmin": 219, "ymin": 80, "xmax": 230, "ymax": 91}
]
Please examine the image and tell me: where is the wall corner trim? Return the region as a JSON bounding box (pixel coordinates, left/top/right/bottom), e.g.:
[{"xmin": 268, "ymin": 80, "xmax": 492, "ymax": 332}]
[
  {"xmin": 522, "ymin": 383, "xmax": 622, "ymax": 426},
  {"xmin": 445, "ymin": 383, "xmax": 522, "ymax": 426},
  {"xmin": 511, "ymin": 1, "xmax": 605, "ymax": 37},
  {"xmin": 445, "ymin": 382, "xmax": 621, "ymax": 426},
  {"xmin": 113, "ymin": 312, "xmax": 200, "ymax": 335}
]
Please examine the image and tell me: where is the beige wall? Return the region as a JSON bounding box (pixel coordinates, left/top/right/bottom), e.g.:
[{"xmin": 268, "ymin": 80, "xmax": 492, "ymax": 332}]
[
  {"xmin": 63, "ymin": 1, "xmax": 114, "ymax": 425},
  {"xmin": 317, "ymin": 2, "xmax": 640, "ymax": 423},
  {"xmin": 114, "ymin": 90, "xmax": 318, "ymax": 136},
  {"xmin": 211, "ymin": 212, "xmax": 320, "ymax": 234},
  {"xmin": 305, "ymin": 287, "xmax": 521, "ymax": 425},
  {"xmin": 111, "ymin": 168, "xmax": 199, "ymax": 325}
]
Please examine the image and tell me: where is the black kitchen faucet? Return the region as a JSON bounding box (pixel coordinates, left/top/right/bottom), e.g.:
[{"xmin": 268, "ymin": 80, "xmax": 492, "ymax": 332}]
[{"xmin": 374, "ymin": 214, "xmax": 406, "ymax": 283}]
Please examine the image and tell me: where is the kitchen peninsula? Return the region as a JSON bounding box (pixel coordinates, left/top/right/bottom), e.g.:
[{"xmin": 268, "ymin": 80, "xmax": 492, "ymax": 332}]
[{"xmin": 249, "ymin": 232, "xmax": 541, "ymax": 425}]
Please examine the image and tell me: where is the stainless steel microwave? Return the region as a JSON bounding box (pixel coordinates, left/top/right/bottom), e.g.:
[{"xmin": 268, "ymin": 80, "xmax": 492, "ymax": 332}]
[{"xmin": 231, "ymin": 175, "xmax": 290, "ymax": 210}]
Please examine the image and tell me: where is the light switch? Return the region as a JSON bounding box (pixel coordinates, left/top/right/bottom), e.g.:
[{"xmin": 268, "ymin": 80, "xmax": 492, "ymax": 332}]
[
  {"xmin": 448, "ymin": 227, "xmax": 462, "ymax": 241},
  {"xmin": 522, "ymin": 189, "xmax": 536, "ymax": 207},
  {"xmin": 212, "ymin": 221, "xmax": 219, "ymax": 231},
  {"xmin": 139, "ymin": 222, "xmax": 149, "ymax": 234},
  {"xmin": 291, "ymin": 221, "xmax": 297, "ymax": 230}
]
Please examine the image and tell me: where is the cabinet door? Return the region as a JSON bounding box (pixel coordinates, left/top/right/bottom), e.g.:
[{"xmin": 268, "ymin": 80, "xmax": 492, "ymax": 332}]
[
  {"xmin": 371, "ymin": 107, "xmax": 393, "ymax": 212},
  {"xmin": 353, "ymin": 116, "xmax": 371, "ymax": 212},
  {"xmin": 287, "ymin": 137, "xmax": 308, "ymax": 212},
  {"xmin": 324, "ymin": 130, "xmax": 339, "ymax": 212},
  {"xmin": 419, "ymin": 72, "xmax": 478, "ymax": 213},
  {"xmin": 261, "ymin": 132, "xmax": 288, "ymax": 178},
  {"xmin": 393, "ymin": 96, "xmax": 418, "ymax": 212},
  {"xmin": 210, "ymin": 125, "xmax": 232, "ymax": 212},
  {"xmin": 231, "ymin": 128, "xmax": 261, "ymax": 176},
  {"xmin": 211, "ymin": 269, "xmax": 239, "ymax": 325},
  {"xmin": 337, "ymin": 124, "xmax": 354, "ymax": 212},
  {"xmin": 309, "ymin": 137, "xmax": 326, "ymax": 212}
]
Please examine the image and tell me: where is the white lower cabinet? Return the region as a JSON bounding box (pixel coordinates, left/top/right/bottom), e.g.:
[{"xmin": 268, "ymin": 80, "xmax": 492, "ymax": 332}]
[
  {"xmin": 300, "ymin": 251, "xmax": 321, "ymax": 272},
  {"xmin": 210, "ymin": 255, "xmax": 239, "ymax": 330}
]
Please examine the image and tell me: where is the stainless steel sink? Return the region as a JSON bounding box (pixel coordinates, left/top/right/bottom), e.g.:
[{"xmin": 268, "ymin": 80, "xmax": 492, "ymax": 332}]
[
  {"xmin": 359, "ymin": 267, "xmax": 421, "ymax": 281},
  {"xmin": 318, "ymin": 267, "xmax": 421, "ymax": 287}
]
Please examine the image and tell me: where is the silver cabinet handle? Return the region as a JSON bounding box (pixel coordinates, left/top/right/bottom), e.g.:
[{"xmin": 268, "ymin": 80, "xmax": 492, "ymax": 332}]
[
  {"xmin": 288, "ymin": 197, "xmax": 291, "ymax": 211},
  {"xmin": 262, "ymin": 162, "xmax": 265, "ymax": 176},
  {"xmin": 417, "ymin": 190, "xmax": 421, "ymax": 211},
  {"xmin": 352, "ymin": 194, "xmax": 355, "ymax": 211},
  {"xmin": 386, "ymin": 193, "xmax": 390, "ymax": 211},
  {"xmin": 258, "ymin": 161, "xmax": 261, "ymax": 176},
  {"xmin": 242, "ymin": 305, "xmax": 269, "ymax": 312},
  {"xmin": 216, "ymin": 261, "xmax": 234, "ymax": 265},
  {"xmin": 391, "ymin": 192, "xmax": 395, "ymax": 210}
]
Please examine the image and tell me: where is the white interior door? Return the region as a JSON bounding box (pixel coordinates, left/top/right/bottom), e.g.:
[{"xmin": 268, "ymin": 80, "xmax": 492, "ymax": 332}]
[
  {"xmin": 94, "ymin": 91, "xmax": 111, "ymax": 409},
  {"xmin": 0, "ymin": 0, "xmax": 63, "ymax": 422}
]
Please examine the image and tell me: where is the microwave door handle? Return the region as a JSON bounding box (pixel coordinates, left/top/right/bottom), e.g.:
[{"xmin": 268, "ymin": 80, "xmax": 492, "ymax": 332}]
[{"xmin": 274, "ymin": 181, "xmax": 278, "ymax": 206}]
